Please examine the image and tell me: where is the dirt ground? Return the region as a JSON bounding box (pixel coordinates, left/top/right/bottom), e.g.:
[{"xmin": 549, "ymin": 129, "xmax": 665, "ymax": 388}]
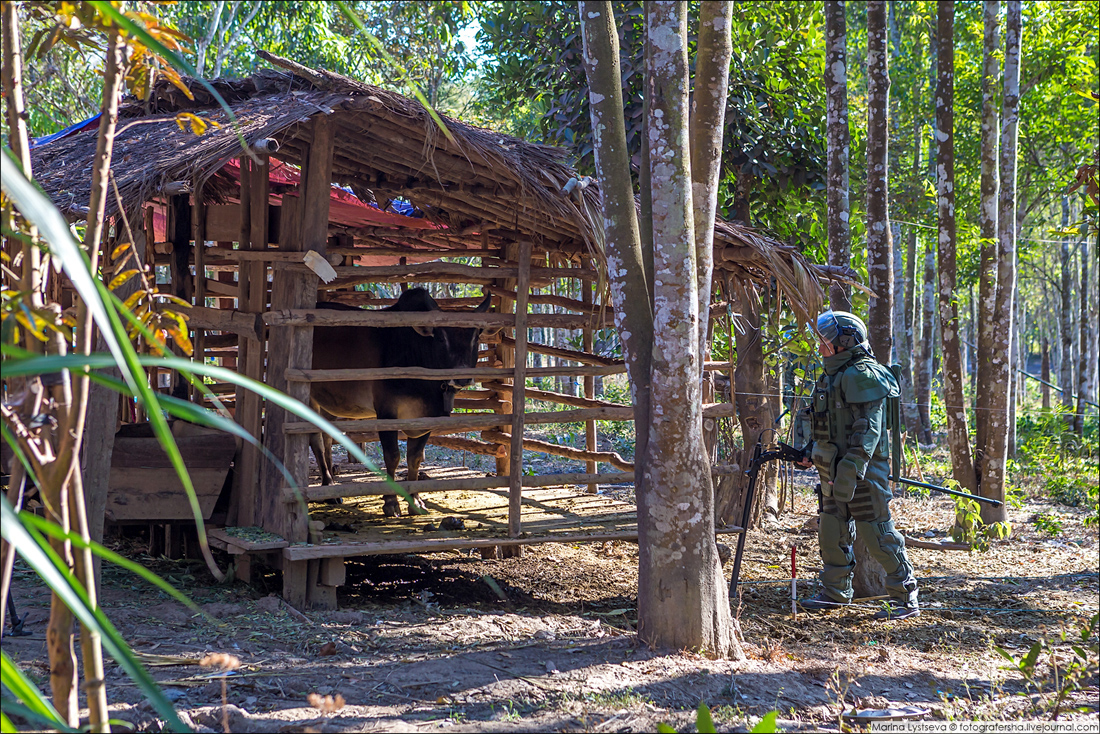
[{"xmin": 4, "ymin": 458, "xmax": 1099, "ymax": 733}]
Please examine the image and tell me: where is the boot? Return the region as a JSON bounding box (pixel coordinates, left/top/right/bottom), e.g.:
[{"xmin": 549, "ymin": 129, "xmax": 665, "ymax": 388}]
[{"xmin": 800, "ymin": 592, "xmax": 849, "ymax": 612}]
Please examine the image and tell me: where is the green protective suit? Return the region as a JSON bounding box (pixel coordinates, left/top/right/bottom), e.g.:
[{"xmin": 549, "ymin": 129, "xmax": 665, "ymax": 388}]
[{"xmin": 808, "ymin": 347, "xmax": 918, "ymax": 606}]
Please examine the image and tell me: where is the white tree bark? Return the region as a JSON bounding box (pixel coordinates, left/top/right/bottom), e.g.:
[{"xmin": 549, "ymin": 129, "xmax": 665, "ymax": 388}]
[
  {"xmin": 935, "ymin": 1, "xmax": 977, "ymax": 494},
  {"xmin": 975, "ymin": 0, "xmax": 1000, "ymax": 453},
  {"xmin": 825, "ymin": 0, "xmax": 851, "ymax": 311},
  {"xmin": 983, "ymin": 0, "xmax": 1022, "ymax": 523},
  {"xmin": 866, "ymin": 0, "xmax": 892, "ymax": 362}
]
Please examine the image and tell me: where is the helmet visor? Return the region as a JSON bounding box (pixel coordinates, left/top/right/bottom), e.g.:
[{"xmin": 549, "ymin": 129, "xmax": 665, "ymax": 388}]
[{"xmin": 814, "ymin": 311, "xmax": 840, "ymax": 344}]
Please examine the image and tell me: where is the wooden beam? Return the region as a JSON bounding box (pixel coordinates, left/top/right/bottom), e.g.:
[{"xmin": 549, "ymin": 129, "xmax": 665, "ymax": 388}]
[
  {"xmin": 482, "ymin": 429, "xmax": 633, "ymax": 472},
  {"xmin": 284, "ymin": 364, "xmax": 627, "ymax": 382},
  {"xmin": 284, "ymin": 406, "xmax": 635, "ymax": 435},
  {"xmin": 162, "ymin": 305, "xmax": 262, "ymax": 342},
  {"xmin": 508, "ymin": 240, "xmax": 533, "ymax": 546},
  {"xmin": 285, "ymin": 471, "xmax": 636, "ymax": 503},
  {"xmin": 283, "ymin": 402, "xmax": 736, "ymax": 434},
  {"xmin": 582, "ymin": 280, "xmax": 597, "ymax": 492},
  {"xmin": 500, "ymin": 335, "xmax": 620, "ymax": 367},
  {"xmin": 482, "ymin": 381, "xmax": 624, "ymax": 410},
  {"xmin": 264, "ymin": 309, "xmax": 603, "ymax": 330}
]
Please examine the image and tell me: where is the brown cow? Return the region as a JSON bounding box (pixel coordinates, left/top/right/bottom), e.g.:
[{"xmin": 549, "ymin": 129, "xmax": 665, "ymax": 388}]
[{"xmin": 309, "ymin": 288, "xmax": 492, "ymax": 516}]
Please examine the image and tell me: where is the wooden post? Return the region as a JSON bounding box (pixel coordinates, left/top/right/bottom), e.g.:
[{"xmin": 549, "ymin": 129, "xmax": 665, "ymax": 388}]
[
  {"xmin": 505, "ymin": 241, "xmax": 533, "ymax": 559},
  {"xmin": 258, "ymin": 114, "xmax": 335, "ymax": 609},
  {"xmin": 582, "ymin": 270, "xmax": 597, "ymax": 493},
  {"xmin": 192, "ymin": 176, "xmax": 206, "ymax": 399},
  {"xmin": 492, "ymin": 238, "xmax": 517, "ymax": 481},
  {"xmin": 168, "ymin": 194, "xmax": 192, "ymax": 398},
  {"xmin": 231, "ymin": 155, "xmax": 268, "ymax": 528}
]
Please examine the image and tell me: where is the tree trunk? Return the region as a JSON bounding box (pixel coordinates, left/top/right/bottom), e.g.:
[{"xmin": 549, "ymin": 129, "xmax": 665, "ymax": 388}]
[
  {"xmin": 1059, "ymin": 195, "xmax": 1076, "ymax": 421},
  {"xmin": 1041, "ymin": 338, "xmax": 1051, "ymax": 410},
  {"xmin": 935, "ymin": 1, "xmax": 977, "ymax": 495},
  {"xmin": 975, "ymin": 0, "xmax": 1000, "ymax": 452},
  {"xmin": 865, "ymin": 0, "xmax": 892, "ymax": 362},
  {"xmin": 917, "ymin": 239, "xmax": 935, "ymax": 444},
  {"xmin": 690, "ymin": 0, "xmax": 732, "ymax": 357},
  {"xmin": 637, "ymin": 0, "xmax": 735, "ymax": 657},
  {"xmin": 851, "ymin": 0, "xmax": 893, "ymax": 599},
  {"xmin": 981, "ymin": 0, "xmax": 1021, "ymax": 524},
  {"xmin": 825, "ymin": 0, "xmax": 851, "ymax": 311},
  {"xmin": 1078, "ymin": 238, "xmax": 1094, "ymax": 432}
]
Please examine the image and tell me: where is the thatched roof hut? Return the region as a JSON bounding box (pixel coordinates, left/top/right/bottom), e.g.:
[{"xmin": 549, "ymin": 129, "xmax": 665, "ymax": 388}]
[{"xmin": 30, "ymin": 51, "xmax": 831, "ymax": 319}]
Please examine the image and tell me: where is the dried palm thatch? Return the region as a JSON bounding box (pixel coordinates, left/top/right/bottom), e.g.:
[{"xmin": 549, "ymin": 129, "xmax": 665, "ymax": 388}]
[{"xmin": 29, "ymin": 51, "xmax": 845, "ymax": 318}]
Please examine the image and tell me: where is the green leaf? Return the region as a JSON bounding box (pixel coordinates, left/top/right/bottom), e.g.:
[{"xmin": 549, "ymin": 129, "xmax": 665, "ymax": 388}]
[
  {"xmin": 696, "ymin": 702, "xmax": 717, "ymax": 733},
  {"xmin": 751, "ymin": 711, "xmax": 779, "ymax": 733},
  {"xmin": 1, "ymin": 652, "xmax": 72, "ymax": 732},
  {"xmin": 656, "ymin": 725, "xmax": 677, "ymax": 734}
]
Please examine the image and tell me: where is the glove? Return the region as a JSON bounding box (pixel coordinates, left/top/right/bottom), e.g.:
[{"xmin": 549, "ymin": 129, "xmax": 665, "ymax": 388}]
[{"xmin": 831, "ymin": 456, "xmax": 864, "ymax": 503}]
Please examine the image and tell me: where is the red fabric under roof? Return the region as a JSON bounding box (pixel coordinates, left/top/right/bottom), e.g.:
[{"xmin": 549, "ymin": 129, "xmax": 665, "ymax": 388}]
[{"xmin": 220, "ymin": 158, "xmax": 443, "ymax": 231}]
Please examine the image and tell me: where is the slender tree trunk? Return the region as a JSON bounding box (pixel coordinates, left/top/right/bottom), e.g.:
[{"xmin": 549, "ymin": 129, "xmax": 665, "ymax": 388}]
[
  {"xmin": 975, "ymin": 0, "xmax": 1000, "ymax": 452},
  {"xmin": 637, "ymin": 0, "xmax": 735, "ymax": 657},
  {"xmin": 917, "ymin": 239, "xmax": 935, "ymax": 444},
  {"xmin": 866, "ymin": 0, "xmax": 892, "ymax": 361},
  {"xmin": 825, "ymin": 0, "xmax": 851, "ymax": 311},
  {"xmin": 1041, "ymin": 337, "xmax": 1051, "ymax": 410},
  {"xmin": 890, "ymin": 221, "xmax": 904, "ymax": 364},
  {"xmin": 1078, "ymin": 239, "xmax": 1093, "ymax": 432},
  {"xmin": 935, "ymin": 2, "xmax": 977, "ymax": 495},
  {"xmin": 1059, "ymin": 195, "xmax": 1076, "ymax": 420},
  {"xmin": 982, "ymin": 0, "xmax": 1021, "ymax": 524},
  {"xmin": 690, "ymin": 0, "xmax": 732, "ymax": 357}
]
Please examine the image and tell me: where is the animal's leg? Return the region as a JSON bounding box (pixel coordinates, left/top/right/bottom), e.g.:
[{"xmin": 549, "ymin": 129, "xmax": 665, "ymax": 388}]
[
  {"xmin": 322, "ymin": 433, "xmax": 337, "ymax": 478},
  {"xmin": 379, "ymin": 430, "xmax": 402, "ymax": 517},
  {"xmin": 309, "ymin": 432, "xmax": 334, "ymax": 485},
  {"xmin": 405, "ymin": 433, "xmax": 431, "ymax": 511}
]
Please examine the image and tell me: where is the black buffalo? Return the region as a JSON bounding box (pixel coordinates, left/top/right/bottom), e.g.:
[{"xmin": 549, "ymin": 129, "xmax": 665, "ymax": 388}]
[{"xmin": 309, "ymin": 288, "xmax": 492, "ymax": 516}]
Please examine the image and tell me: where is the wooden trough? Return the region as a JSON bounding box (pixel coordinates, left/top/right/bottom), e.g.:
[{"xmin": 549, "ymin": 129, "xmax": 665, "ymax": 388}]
[{"xmin": 107, "ymin": 421, "xmax": 237, "ymax": 523}]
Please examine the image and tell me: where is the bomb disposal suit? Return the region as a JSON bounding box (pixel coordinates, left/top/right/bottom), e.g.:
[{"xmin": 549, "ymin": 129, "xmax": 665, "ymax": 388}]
[{"xmin": 807, "ymin": 311, "xmax": 918, "ymax": 612}]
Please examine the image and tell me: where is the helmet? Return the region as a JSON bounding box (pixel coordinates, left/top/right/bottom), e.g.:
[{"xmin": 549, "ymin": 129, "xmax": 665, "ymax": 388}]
[{"xmin": 814, "ymin": 310, "xmax": 869, "ymax": 350}]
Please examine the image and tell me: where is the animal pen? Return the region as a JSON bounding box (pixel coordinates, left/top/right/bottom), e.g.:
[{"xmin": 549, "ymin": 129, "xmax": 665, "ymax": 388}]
[{"xmin": 28, "ymin": 54, "xmax": 827, "ymax": 609}]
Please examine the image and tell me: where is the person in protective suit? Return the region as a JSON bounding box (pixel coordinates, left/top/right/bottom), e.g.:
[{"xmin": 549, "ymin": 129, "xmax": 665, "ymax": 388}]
[{"xmin": 797, "ymin": 310, "xmax": 919, "ymax": 620}]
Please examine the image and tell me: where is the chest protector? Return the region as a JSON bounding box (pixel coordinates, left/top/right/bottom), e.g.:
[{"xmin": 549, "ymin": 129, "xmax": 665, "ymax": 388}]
[{"xmin": 811, "ymin": 355, "xmax": 899, "ymax": 450}]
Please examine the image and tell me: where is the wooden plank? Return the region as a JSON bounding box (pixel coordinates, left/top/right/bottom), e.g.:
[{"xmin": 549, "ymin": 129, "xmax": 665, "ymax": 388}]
[
  {"xmin": 508, "ymin": 240, "xmax": 533, "ymax": 545},
  {"xmin": 232, "ymin": 154, "xmax": 268, "ymax": 527},
  {"xmin": 284, "ymin": 364, "xmax": 627, "ymax": 382},
  {"xmin": 481, "ymin": 430, "xmax": 633, "ymax": 472},
  {"xmin": 262, "ymin": 114, "xmax": 333, "ymax": 559},
  {"xmin": 285, "ymin": 262, "xmax": 598, "ymax": 282},
  {"xmin": 500, "ymin": 335, "xmax": 621, "ymax": 367},
  {"xmin": 483, "ymin": 381, "xmax": 624, "ymax": 410},
  {"xmin": 286, "ymin": 471, "xmax": 635, "ymax": 503},
  {"xmin": 582, "ymin": 278, "xmax": 597, "ymax": 493},
  {"xmin": 283, "ymin": 406, "xmax": 636, "ymax": 435},
  {"xmin": 283, "ymin": 525, "xmax": 743, "ymax": 562},
  {"xmin": 264, "ymin": 309, "xmax": 598, "ymax": 330},
  {"xmin": 192, "ymin": 177, "xmax": 206, "ymax": 402},
  {"xmin": 207, "ymin": 527, "xmax": 289, "ymax": 552},
  {"xmin": 163, "ymin": 305, "xmax": 263, "ymax": 341},
  {"xmin": 107, "ymin": 468, "xmax": 225, "ymax": 521}
]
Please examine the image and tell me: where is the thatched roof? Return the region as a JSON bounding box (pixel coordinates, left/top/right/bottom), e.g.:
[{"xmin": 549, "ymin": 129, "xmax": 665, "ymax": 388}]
[{"xmin": 30, "ymin": 52, "xmax": 835, "ymax": 320}]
